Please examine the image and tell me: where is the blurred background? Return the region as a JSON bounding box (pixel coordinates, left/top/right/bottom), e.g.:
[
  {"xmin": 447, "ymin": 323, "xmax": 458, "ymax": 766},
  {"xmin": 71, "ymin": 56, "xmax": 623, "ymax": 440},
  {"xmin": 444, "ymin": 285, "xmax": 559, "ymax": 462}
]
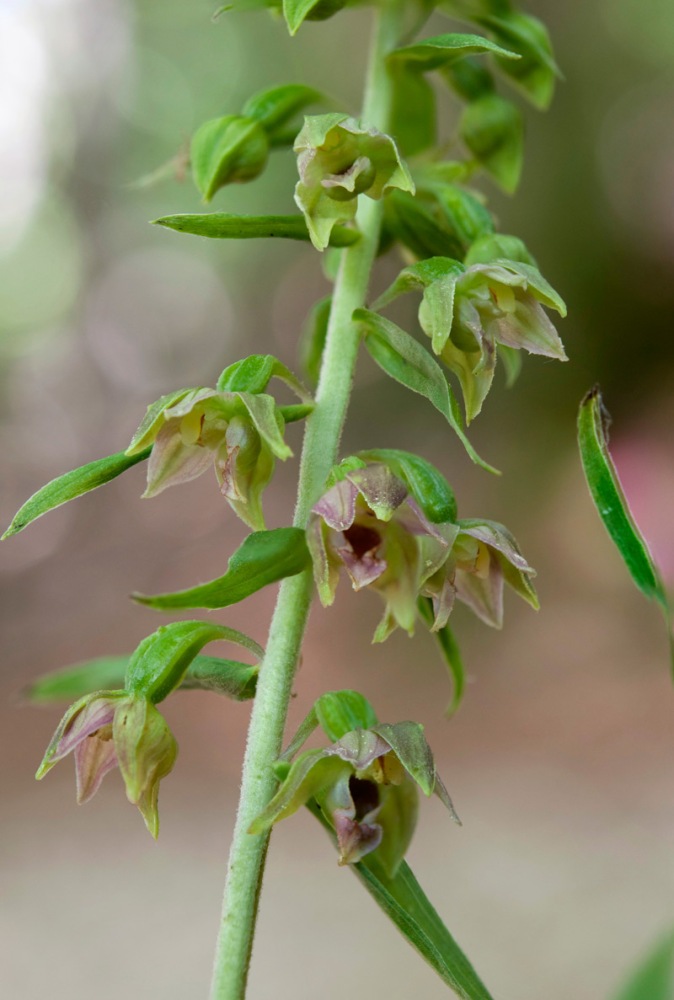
[{"xmin": 2, "ymin": 0, "xmax": 674, "ymax": 997}]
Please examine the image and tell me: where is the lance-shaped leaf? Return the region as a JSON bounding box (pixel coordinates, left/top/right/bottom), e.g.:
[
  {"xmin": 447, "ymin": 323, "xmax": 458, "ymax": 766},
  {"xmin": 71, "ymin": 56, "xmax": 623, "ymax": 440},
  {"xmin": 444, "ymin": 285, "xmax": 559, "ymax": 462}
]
[
  {"xmin": 418, "ymin": 597, "xmax": 466, "ymax": 715},
  {"xmin": 25, "ymin": 654, "xmax": 258, "ymax": 704},
  {"xmin": 152, "ymin": 213, "xmax": 360, "ymax": 246},
  {"xmin": 124, "ymin": 620, "xmax": 263, "ymax": 704},
  {"xmin": 191, "ymin": 115, "xmax": 269, "ymax": 202},
  {"xmin": 355, "ymin": 308, "xmax": 499, "ymax": 475},
  {"xmin": 216, "ymin": 353, "xmax": 312, "ymax": 403},
  {"xmin": 578, "ymin": 388, "xmax": 670, "ymax": 616},
  {"xmin": 613, "ymin": 930, "xmax": 674, "ymax": 1000},
  {"xmin": 306, "ymin": 800, "xmax": 495, "ymax": 999},
  {"xmin": 357, "ymin": 449, "xmax": 457, "ymax": 524},
  {"xmin": 2, "ymin": 448, "xmax": 151, "ymax": 540},
  {"xmin": 241, "ymin": 83, "xmax": 324, "ymax": 140},
  {"xmin": 134, "ymin": 527, "xmax": 311, "ymax": 610},
  {"xmin": 389, "ymin": 32, "xmax": 519, "ymax": 72},
  {"xmin": 460, "ymin": 93, "xmax": 524, "ymax": 193}
]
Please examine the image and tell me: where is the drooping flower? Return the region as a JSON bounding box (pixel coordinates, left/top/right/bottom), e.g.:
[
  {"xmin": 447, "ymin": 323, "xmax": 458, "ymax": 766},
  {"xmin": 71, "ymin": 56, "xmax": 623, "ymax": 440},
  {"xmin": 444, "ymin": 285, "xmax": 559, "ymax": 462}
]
[
  {"xmin": 423, "ymin": 518, "xmax": 539, "ymax": 629},
  {"xmin": 250, "ymin": 722, "xmax": 457, "ymax": 876},
  {"xmin": 306, "ymin": 462, "xmax": 456, "ymax": 641},
  {"xmin": 441, "ymin": 260, "xmax": 567, "ymax": 421},
  {"xmin": 294, "ymin": 113, "xmax": 415, "ymax": 250},
  {"xmin": 125, "ymin": 387, "xmax": 292, "ymax": 530},
  {"xmin": 36, "ymin": 691, "xmax": 177, "ymax": 838}
]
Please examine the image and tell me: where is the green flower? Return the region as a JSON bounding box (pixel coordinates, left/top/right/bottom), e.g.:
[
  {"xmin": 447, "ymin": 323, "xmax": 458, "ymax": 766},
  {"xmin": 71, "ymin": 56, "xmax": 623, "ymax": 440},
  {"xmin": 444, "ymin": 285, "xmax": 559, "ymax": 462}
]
[
  {"xmin": 36, "ymin": 690, "xmax": 177, "ymax": 838},
  {"xmin": 294, "ymin": 113, "xmax": 414, "ymax": 250},
  {"xmin": 126, "ymin": 387, "xmax": 293, "ymax": 530},
  {"xmin": 250, "ymin": 722, "xmax": 456, "ymax": 876}
]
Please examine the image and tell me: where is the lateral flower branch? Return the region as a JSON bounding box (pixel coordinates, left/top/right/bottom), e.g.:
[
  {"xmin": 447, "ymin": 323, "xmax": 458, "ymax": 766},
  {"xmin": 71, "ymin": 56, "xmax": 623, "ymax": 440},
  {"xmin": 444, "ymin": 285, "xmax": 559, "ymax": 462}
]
[{"xmin": 4, "ymin": 1, "xmax": 569, "ymax": 998}]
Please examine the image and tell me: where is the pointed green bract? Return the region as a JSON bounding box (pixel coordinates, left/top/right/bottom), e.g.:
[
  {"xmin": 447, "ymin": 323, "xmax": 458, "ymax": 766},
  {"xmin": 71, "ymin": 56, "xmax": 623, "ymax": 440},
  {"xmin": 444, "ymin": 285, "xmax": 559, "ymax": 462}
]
[
  {"xmin": 465, "ymin": 232, "xmax": 537, "ymax": 267},
  {"xmin": 390, "ymin": 32, "xmax": 519, "ymax": 72},
  {"xmin": 124, "ymin": 620, "xmax": 263, "ymax": 704},
  {"xmin": 578, "ymin": 388, "xmax": 669, "ymax": 611},
  {"xmin": 300, "ymin": 295, "xmax": 331, "ymax": 385},
  {"xmin": 419, "ymin": 597, "xmax": 466, "ymax": 715},
  {"xmin": 390, "ymin": 64, "xmax": 437, "ymax": 157},
  {"xmin": 2, "ymin": 447, "xmax": 151, "ymax": 540},
  {"xmin": 307, "ymin": 800, "xmax": 494, "ymax": 999},
  {"xmin": 133, "ymin": 527, "xmax": 311, "ymax": 610},
  {"xmin": 152, "ymin": 213, "xmax": 360, "ymax": 246},
  {"xmin": 481, "ymin": 10, "xmax": 560, "ymax": 110},
  {"xmin": 355, "ymin": 308, "xmax": 499, "ymax": 474}
]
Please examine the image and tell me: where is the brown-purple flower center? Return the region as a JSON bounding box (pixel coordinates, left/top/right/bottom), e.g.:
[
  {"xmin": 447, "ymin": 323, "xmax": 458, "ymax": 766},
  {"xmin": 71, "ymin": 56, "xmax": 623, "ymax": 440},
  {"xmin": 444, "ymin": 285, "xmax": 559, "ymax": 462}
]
[
  {"xmin": 342, "ymin": 523, "xmax": 382, "ymax": 560},
  {"xmin": 349, "ymin": 776, "xmax": 380, "ymax": 820}
]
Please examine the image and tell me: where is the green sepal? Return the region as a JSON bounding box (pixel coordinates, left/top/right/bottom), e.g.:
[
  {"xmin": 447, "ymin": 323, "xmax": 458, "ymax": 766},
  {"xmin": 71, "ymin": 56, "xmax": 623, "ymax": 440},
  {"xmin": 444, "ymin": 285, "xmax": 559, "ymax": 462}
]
[
  {"xmin": 241, "ymin": 83, "xmax": 323, "ymax": 139},
  {"xmin": 390, "ymin": 64, "xmax": 436, "ymax": 157},
  {"xmin": 2, "ymin": 447, "xmax": 151, "ymax": 540},
  {"xmin": 476, "ymin": 259, "xmax": 566, "ymax": 315},
  {"xmin": 300, "ymin": 295, "xmax": 331, "ymax": 386},
  {"xmin": 124, "ymin": 620, "xmax": 262, "ymax": 704},
  {"xmin": 371, "ymin": 721, "xmax": 445, "ymax": 804},
  {"xmin": 249, "ymin": 750, "xmax": 349, "ymax": 832},
  {"xmin": 190, "ymin": 115, "xmax": 269, "ymax": 202},
  {"xmin": 126, "ymin": 388, "xmax": 193, "ymax": 455},
  {"xmin": 324, "ymin": 455, "xmax": 368, "ymax": 489},
  {"xmin": 372, "ymin": 257, "xmax": 464, "ymax": 356},
  {"xmin": 355, "ymin": 308, "xmax": 499, "ymax": 475},
  {"xmin": 306, "ymin": 801, "xmax": 495, "ymax": 999},
  {"xmin": 389, "ymin": 32, "xmax": 519, "ymax": 72},
  {"xmin": 418, "ymin": 597, "xmax": 465, "ymax": 715},
  {"xmin": 578, "ymin": 388, "xmax": 669, "ymax": 611},
  {"xmin": 152, "ymin": 213, "xmax": 360, "ymax": 247},
  {"xmin": 25, "ymin": 654, "xmax": 258, "ymax": 703},
  {"xmin": 613, "ymin": 929, "xmax": 674, "ymax": 1000},
  {"xmin": 432, "ymin": 184, "xmax": 494, "ymax": 250},
  {"xmin": 133, "ymin": 527, "xmax": 311, "ymax": 610},
  {"xmin": 497, "ymin": 345, "xmax": 522, "ymax": 388},
  {"xmin": 460, "ymin": 93, "xmax": 523, "ymax": 193},
  {"xmin": 315, "ymin": 690, "xmax": 379, "ymax": 741},
  {"xmin": 216, "ymin": 354, "xmax": 312, "ymax": 403},
  {"xmin": 236, "ymin": 391, "xmax": 292, "ymax": 460},
  {"xmin": 283, "ymin": 0, "xmax": 347, "ymax": 34},
  {"xmin": 357, "ymin": 449, "xmax": 457, "ymax": 524},
  {"xmin": 465, "ymin": 232, "xmax": 537, "ymax": 267}
]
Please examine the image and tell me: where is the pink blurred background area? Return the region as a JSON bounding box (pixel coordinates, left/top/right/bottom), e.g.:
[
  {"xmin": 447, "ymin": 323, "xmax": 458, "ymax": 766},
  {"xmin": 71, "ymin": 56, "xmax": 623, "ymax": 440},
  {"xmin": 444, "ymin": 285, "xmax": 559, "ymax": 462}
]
[{"xmin": 2, "ymin": 1, "xmax": 674, "ymax": 998}]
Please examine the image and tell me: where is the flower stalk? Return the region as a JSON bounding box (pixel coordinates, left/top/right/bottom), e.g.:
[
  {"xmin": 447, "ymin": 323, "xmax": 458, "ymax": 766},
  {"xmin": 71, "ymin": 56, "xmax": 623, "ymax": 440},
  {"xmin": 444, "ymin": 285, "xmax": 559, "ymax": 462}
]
[{"xmin": 208, "ymin": 6, "xmax": 405, "ymax": 997}]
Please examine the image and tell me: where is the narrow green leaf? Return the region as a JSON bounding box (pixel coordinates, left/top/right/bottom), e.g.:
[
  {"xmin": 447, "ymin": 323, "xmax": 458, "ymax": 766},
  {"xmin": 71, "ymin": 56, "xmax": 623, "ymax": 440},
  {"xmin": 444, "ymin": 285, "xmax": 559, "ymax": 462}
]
[
  {"xmin": 125, "ymin": 620, "xmax": 262, "ymax": 703},
  {"xmin": 578, "ymin": 388, "xmax": 667, "ymax": 607},
  {"xmin": 358, "ymin": 449, "xmax": 457, "ymax": 524},
  {"xmin": 355, "ymin": 308, "xmax": 499, "ymax": 475},
  {"xmin": 241, "ymin": 83, "xmax": 323, "ymax": 135},
  {"xmin": 614, "ymin": 931, "xmax": 674, "ymax": 1000},
  {"xmin": 2, "ymin": 448, "xmax": 151, "ymax": 540},
  {"xmin": 133, "ymin": 527, "xmax": 311, "ymax": 610},
  {"xmin": 390, "ymin": 32, "xmax": 519, "ymax": 72},
  {"xmin": 278, "ymin": 403, "xmax": 314, "ymax": 423},
  {"xmin": 24, "ymin": 654, "xmax": 258, "ymax": 704},
  {"xmin": 314, "ymin": 690, "xmax": 378, "ymax": 741},
  {"xmin": 384, "ymin": 190, "xmax": 463, "ymax": 261},
  {"xmin": 306, "ymin": 800, "xmax": 494, "ymax": 1000},
  {"xmin": 152, "ymin": 213, "xmax": 360, "ymax": 247}
]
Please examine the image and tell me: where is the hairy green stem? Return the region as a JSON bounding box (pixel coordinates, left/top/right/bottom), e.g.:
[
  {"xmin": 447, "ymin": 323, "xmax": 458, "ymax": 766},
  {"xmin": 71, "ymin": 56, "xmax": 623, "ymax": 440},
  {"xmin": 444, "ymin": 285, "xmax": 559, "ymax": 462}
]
[{"xmin": 209, "ymin": 7, "xmax": 402, "ymax": 998}]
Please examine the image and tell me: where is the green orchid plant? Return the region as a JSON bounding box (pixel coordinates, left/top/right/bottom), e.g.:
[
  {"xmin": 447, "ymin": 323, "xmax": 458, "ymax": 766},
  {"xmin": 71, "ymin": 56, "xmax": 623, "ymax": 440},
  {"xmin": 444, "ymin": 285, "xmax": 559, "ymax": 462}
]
[{"xmin": 7, "ymin": 0, "xmax": 670, "ymax": 998}]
